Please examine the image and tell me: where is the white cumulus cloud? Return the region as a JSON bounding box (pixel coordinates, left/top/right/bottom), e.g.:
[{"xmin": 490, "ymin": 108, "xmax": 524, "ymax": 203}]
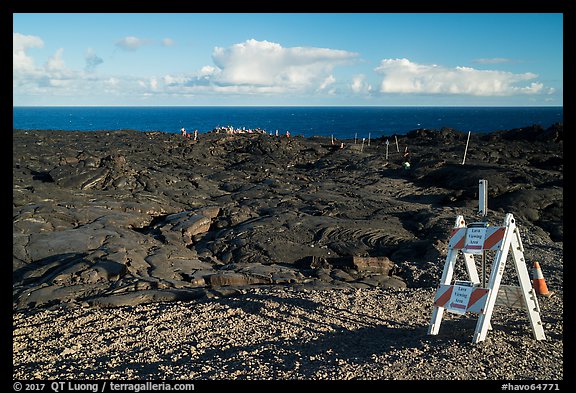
[
  {"xmin": 375, "ymin": 58, "xmax": 544, "ymax": 96},
  {"xmin": 45, "ymin": 48, "xmax": 66, "ymax": 72},
  {"xmin": 209, "ymin": 39, "xmax": 357, "ymax": 91},
  {"xmin": 199, "ymin": 65, "xmax": 217, "ymax": 76},
  {"xmin": 13, "ymin": 32, "xmax": 78, "ymax": 92},
  {"xmin": 13, "ymin": 32, "xmax": 44, "ymax": 73},
  {"xmin": 351, "ymin": 74, "xmax": 372, "ymax": 94}
]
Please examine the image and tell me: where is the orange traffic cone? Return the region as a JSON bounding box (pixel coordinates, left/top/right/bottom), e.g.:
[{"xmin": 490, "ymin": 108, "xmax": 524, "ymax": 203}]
[{"xmin": 532, "ymin": 261, "xmax": 553, "ymax": 297}]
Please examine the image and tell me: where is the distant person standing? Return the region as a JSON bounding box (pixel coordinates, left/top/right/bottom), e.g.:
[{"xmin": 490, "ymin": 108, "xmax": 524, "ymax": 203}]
[{"xmin": 181, "ymin": 127, "xmax": 187, "ymax": 137}]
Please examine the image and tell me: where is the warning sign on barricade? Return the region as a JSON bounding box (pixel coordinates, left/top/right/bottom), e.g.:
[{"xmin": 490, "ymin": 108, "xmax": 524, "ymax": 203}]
[
  {"xmin": 464, "ymin": 225, "xmax": 487, "ymax": 254},
  {"xmin": 434, "ymin": 281, "xmax": 490, "ymax": 315},
  {"xmin": 448, "ymin": 225, "xmax": 506, "ymax": 253}
]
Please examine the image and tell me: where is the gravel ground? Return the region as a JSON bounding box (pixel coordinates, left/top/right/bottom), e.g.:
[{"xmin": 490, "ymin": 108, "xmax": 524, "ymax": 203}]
[{"xmin": 13, "ymin": 284, "xmax": 563, "ymax": 381}]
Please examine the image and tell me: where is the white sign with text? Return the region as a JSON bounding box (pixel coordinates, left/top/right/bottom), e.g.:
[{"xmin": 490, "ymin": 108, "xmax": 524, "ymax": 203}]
[
  {"xmin": 464, "ymin": 226, "xmax": 487, "ymax": 255},
  {"xmin": 445, "ymin": 281, "xmax": 475, "ymax": 315}
]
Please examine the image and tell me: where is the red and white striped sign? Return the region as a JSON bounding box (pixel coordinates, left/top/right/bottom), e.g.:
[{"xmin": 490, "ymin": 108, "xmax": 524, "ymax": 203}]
[
  {"xmin": 448, "ymin": 226, "xmax": 506, "ymax": 251},
  {"xmin": 434, "ymin": 284, "xmax": 490, "ymax": 314}
]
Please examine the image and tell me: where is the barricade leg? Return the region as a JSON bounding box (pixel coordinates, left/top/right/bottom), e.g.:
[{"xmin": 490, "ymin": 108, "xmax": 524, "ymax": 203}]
[
  {"xmin": 428, "ymin": 249, "xmax": 459, "ymax": 335},
  {"xmin": 509, "ymin": 226, "xmax": 546, "ymax": 340}
]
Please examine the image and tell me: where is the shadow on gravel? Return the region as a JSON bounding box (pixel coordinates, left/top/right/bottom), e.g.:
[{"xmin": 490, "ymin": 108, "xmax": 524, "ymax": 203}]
[
  {"xmin": 188, "ymin": 293, "xmax": 439, "ymax": 378},
  {"xmin": 192, "ymin": 324, "xmax": 430, "ymax": 379}
]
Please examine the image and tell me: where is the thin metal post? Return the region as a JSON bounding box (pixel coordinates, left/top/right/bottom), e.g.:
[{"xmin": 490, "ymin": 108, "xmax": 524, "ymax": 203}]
[
  {"xmin": 385, "ymin": 139, "xmax": 389, "ymax": 161},
  {"xmin": 479, "ymin": 179, "xmax": 488, "ymax": 288},
  {"xmin": 462, "ymin": 131, "xmax": 471, "ymax": 165},
  {"xmin": 478, "ymin": 179, "xmax": 488, "ymax": 217}
]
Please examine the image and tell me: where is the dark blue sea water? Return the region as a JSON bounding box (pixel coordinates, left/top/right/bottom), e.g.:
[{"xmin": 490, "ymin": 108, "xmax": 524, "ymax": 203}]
[{"xmin": 12, "ymin": 106, "xmax": 563, "ymax": 140}]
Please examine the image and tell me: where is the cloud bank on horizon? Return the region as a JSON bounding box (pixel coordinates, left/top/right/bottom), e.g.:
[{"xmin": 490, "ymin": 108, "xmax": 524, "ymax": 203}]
[
  {"xmin": 374, "ymin": 58, "xmax": 550, "ymax": 96},
  {"xmin": 13, "ymin": 32, "xmax": 559, "ymax": 106}
]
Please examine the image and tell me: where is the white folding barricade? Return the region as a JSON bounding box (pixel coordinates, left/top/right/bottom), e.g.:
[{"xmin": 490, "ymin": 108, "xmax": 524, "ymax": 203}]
[{"xmin": 428, "ymin": 180, "xmax": 546, "ymax": 343}]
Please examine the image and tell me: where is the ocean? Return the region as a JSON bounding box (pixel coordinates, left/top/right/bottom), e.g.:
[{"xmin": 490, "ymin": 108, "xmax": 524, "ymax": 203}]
[{"xmin": 12, "ymin": 106, "xmax": 563, "ymax": 140}]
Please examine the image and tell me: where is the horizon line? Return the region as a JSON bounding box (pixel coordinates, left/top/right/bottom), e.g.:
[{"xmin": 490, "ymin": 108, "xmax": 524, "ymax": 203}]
[{"xmin": 13, "ymin": 104, "xmax": 564, "ymax": 108}]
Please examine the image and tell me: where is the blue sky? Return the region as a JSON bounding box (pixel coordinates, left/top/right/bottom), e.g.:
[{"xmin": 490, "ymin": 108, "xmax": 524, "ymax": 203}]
[{"xmin": 13, "ymin": 13, "xmax": 563, "ymax": 106}]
